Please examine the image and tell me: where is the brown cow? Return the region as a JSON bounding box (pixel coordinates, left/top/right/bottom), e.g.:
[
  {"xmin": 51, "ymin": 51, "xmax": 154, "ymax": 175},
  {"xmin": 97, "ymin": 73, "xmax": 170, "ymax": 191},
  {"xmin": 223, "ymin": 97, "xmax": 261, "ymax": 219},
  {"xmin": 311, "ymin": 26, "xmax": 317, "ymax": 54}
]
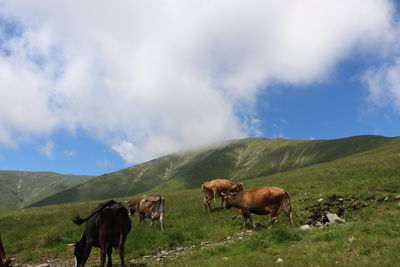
[
  {"xmin": 127, "ymin": 194, "xmax": 165, "ymax": 230},
  {"xmin": 222, "ymin": 187, "xmax": 293, "ymax": 230},
  {"xmin": 0, "ymin": 234, "xmax": 13, "ymax": 267},
  {"xmin": 72, "ymin": 200, "xmax": 131, "ymax": 267},
  {"xmin": 201, "ymin": 179, "xmax": 243, "ymax": 212}
]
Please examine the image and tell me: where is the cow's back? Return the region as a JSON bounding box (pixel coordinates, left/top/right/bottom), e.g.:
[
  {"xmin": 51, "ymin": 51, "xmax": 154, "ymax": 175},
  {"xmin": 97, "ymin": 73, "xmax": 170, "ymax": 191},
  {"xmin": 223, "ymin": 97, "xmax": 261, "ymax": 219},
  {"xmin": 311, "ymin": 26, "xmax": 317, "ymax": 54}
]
[
  {"xmin": 90, "ymin": 202, "xmax": 131, "ymax": 247},
  {"xmin": 206, "ymin": 179, "xmax": 234, "ymax": 192},
  {"xmin": 238, "ymin": 187, "xmax": 286, "ymax": 211}
]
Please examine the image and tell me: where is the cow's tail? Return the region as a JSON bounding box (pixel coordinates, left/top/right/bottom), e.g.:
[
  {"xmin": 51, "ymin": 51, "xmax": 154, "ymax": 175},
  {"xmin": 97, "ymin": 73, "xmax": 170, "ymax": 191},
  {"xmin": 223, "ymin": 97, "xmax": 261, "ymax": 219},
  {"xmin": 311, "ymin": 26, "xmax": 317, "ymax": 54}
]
[
  {"xmin": 155, "ymin": 197, "xmax": 165, "ymax": 230},
  {"xmin": 201, "ymin": 183, "xmax": 206, "ymax": 193},
  {"xmin": 284, "ymin": 191, "xmax": 294, "ymax": 227},
  {"xmin": 284, "ymin": 191, "xmax": 292, "ymax": 213},
  {"xmin": 72, "ymin": 199, "xmax": 117, "ymax": 225}
]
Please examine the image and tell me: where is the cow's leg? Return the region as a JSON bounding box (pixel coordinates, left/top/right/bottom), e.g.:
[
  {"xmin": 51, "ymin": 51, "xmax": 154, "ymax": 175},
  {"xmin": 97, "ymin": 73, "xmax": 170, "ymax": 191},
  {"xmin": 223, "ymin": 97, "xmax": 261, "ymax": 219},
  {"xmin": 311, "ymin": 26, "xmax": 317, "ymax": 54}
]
[
  {"xmin": 221, "ymin": 195, "xmax": 225, "ymax": 208},
  {"xmin": 138, "ymin": 216, "xmax": 145, "ymax": 226},
  {"xmin": 268, "ymin": 210, "xmax": 278, "ymax": 229},
  {"xmin": 106, "ymin": 245, "xmax": 113, "ymax": 267},
  {"xmin": 99, "ymin": 245, "xmax": 106, "ymax": 267},
  {"xmin": 240, "ymin": 209, "xmax": 255, "ymax": 230},
  {"xmin": 244, "ymin": 211, "xmax": 256, "ymax": 230},
  {"xmin": 204, "ymin": 195, "xmax": 212, "ymax": 212},
  {"xmin": 160, "ymin": 213, "xmax": 164, "ymax": 230},
  {"xmin": 241, "ymin": 215, "xmax": 247, "ymax": 230},
  {"xmin": 118, "ymin": 234, "xmax": 127, "ymax": 267},
  {"xmin": 213, "ymin": 190, "xmax": 217, "ymax": 202}
]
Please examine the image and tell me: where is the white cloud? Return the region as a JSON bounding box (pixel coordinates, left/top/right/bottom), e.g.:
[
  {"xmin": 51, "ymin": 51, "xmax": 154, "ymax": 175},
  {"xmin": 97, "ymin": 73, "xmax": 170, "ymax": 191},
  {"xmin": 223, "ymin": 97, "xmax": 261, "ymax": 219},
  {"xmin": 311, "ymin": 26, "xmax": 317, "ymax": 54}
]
[
  {"xmin": 363, "ymin": 57, "xmax": 400, "ymax": 113},
  {"xmin": 0, "ymin": 0, "xmax": 398, "ymax": 164},
  {"xmin": 39, "ymin": 141, "xmax": 54, "ymax": 158},
  {"xmin": 97, "ymin": 159, "xmax": 112, "ymax": 169},
  {"xmin": 63, "ymin": 150, "xmax": 75, "ymax": 157}
]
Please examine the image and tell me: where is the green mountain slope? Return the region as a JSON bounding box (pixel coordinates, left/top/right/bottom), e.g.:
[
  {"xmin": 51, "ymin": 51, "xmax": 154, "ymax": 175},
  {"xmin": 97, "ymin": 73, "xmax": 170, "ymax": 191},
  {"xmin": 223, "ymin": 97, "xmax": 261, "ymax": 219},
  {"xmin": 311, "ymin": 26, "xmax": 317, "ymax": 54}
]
[
  {"xmin": 0, "ymin": 134, "xmax": 399, "ymax": 265},
  {"xmin": 29, "ymin": 135, "xmax": 394, "ymax": 207},
  {"xmin": 0, "ymin": 171, "xmax": 94, "ymax": 211}
]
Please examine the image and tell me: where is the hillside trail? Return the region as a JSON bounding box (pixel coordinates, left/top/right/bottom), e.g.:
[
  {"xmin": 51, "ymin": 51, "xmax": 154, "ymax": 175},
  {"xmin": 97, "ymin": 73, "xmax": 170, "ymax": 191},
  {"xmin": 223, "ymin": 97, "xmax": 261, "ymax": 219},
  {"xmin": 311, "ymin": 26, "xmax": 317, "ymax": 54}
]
[
  {"xmin": 18, "ymin": 230, "xmax": 255, "ymax": 267},
  {"xmin": 130, "ymin": 229, "xmax": 254, "ymax": 266}
]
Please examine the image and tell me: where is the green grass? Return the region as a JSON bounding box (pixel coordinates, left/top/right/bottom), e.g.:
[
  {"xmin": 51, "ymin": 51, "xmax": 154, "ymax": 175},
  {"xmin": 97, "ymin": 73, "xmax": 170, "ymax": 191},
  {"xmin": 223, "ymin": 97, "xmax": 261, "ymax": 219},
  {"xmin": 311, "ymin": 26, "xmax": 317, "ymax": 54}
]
[{"xmin": 0, "ymin": 136, "xmax": 399, "ymax": 266}]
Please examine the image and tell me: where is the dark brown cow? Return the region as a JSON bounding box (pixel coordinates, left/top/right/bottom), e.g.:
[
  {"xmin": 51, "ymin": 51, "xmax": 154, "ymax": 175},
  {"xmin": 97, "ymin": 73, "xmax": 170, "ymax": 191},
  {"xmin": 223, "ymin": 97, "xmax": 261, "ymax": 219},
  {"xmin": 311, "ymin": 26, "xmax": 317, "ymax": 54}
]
[
  {"xmin": 222, "ymin": 187, "xmax": 293, "ymax": 229},
  {"xmin": 201, "ymin": 179, "xmax": 244, "ymax": 212},
  {"xmin": 72, "ymin": 200, "xmax": 131, "ymax": 267},
  {"xmin": 0, "ymin": 234, "xmax": 13, "ymax": 267},
  {"xmin": 127, "ymin": 194, "xmax": 165, "ymax": 230}
]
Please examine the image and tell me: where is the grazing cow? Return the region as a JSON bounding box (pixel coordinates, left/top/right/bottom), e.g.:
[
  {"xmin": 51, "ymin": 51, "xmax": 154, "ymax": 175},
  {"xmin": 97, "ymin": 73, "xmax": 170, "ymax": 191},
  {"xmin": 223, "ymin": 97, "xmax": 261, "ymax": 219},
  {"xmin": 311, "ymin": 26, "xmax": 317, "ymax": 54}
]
[
  {"xmin": 0, "ymin": 234, "xmax": 13, "ymax": 267},
  {"xmin": 127, "ymin": 194, "xmax": 165, "ymax": 230},
  {"xmin": 72, "ymin": 200, "xmax": 131, "ymax": 267},
  {"xmin": 201, "ymin": 179, "xmax": 244, "ymax": 212},
  {"xmin": 222, "ymin": 187, "xmax": 293, "ymax": 230}
]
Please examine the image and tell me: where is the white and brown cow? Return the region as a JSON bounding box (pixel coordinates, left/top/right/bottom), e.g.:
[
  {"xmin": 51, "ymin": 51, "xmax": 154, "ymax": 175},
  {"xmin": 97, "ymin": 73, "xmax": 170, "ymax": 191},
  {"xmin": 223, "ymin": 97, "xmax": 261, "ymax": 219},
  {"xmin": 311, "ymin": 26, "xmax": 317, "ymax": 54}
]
[
  {"xmin": 222, "ymin": 187, "xmax": 293, "ymax": 230},
  {"xmin": 127, "ymin": 194, "xmax": 165, "ymax": 230},
  {"xmin": 201, "ymin": 179, "xmax": 243, "ymax": 212}
]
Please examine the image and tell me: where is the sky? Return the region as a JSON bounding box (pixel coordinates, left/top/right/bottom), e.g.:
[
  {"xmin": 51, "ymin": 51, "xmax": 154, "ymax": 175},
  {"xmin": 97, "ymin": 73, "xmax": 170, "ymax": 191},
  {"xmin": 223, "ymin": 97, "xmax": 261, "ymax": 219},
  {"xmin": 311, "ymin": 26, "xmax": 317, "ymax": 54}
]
[{"xmin": 0, "ymin": 0, "xmax": 400, "ymax": 175}]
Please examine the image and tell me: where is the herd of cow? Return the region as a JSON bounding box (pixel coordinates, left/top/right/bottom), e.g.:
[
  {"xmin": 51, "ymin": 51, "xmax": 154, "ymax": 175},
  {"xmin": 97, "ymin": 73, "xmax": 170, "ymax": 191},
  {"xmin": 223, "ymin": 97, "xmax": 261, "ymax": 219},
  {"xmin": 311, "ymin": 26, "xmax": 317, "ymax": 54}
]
[{"xmin": 0, "ymin": 179, "xmax": 293, "ymax": 267}]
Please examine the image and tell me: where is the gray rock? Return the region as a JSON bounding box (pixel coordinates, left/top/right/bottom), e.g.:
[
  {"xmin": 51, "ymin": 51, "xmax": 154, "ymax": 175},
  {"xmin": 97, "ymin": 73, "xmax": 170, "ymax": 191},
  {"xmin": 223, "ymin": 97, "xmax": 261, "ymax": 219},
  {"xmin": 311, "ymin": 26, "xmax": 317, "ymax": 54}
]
[
  {"xmin": 315, "ymin": 221, "xmax": 323, "ymax": 228},
  {"xmin": 326, "ymin": 213, "xmax": 345, "ymax": 224},
  {"xmin": 300, "ymin": 224, "xmax": 312, "ymax": 230}
]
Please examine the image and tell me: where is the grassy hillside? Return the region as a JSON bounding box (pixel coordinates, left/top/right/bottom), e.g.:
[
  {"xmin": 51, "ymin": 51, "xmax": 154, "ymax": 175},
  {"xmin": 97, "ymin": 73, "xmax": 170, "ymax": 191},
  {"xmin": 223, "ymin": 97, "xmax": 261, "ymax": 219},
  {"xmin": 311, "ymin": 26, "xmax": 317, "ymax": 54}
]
[
  {"xmin": 0, "ymin": 171, "xmax": 94, "ymax": 211},
  {"xmin": 30, "ymin": 135, "xmax": 392, "ymax": 207},
  {"xmin": 0, "ymin": 136, "xmax": 398, "ymax": 266}
]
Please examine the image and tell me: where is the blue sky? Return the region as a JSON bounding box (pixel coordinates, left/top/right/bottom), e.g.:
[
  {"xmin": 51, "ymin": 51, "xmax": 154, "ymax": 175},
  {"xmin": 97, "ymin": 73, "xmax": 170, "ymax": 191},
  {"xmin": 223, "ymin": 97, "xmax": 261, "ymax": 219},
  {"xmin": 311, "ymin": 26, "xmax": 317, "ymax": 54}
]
[{"xmin": 0, "ymin": 1, "xmax": 400, "ymax": 175}]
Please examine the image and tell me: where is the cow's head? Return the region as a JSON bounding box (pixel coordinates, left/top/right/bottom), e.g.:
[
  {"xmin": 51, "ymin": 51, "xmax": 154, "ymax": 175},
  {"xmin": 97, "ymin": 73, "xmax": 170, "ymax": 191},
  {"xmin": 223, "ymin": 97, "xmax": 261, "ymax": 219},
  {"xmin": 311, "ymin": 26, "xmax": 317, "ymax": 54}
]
[
  {"xmin": 127, "ymin": 200, "xmax": 137, "ymax": 216},
  {"xmin": 72, "ymin": 241, "xmax": 85, "ymax": 267},
  {"xmin": 236, "ymin": 182, "xmax": 244, "ymax": 192},
  {"xmin": 221, "ymin": 192, "xmax": 237, "ymax": 209},
  {"xmin": 1, "ymin": 258, "xmax": 14, "ymax": 267}
]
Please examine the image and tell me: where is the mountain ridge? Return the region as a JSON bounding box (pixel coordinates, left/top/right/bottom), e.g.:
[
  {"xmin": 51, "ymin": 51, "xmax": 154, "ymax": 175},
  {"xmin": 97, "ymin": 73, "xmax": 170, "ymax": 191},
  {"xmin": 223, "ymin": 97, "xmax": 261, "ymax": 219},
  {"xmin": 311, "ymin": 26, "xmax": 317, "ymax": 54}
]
[
  {"xmin": 27, "ymin": 135, "xmax": 395, "ymax": 208},
  {"xmin": 0, "ymin": 170, "xmax": 94, "ymax": 211}
]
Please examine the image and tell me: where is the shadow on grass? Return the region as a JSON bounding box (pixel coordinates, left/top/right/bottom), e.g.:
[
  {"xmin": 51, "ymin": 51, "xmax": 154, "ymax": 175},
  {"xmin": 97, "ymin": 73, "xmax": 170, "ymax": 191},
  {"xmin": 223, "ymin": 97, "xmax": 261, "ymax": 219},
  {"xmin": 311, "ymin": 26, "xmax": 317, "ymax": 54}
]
[{"xmin": 210, "ymin": 207, "xmax": 225, "ymax": 213}]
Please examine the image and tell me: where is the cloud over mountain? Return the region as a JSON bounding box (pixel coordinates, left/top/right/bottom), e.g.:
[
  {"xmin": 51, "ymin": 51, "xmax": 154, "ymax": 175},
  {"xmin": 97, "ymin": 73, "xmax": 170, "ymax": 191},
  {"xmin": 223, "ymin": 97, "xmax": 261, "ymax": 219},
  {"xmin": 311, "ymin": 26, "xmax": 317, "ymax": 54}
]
[{"xmin": 0, "ymin": 0, "xmax": 398, "ymax": 164}]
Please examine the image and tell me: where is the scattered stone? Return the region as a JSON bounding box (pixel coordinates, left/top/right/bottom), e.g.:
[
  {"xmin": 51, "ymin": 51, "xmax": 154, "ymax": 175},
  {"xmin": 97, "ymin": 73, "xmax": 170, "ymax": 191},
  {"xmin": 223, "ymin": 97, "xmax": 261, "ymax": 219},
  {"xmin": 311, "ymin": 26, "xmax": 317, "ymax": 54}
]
[
  {"xmin": 222, "ymin": 257, "xmax": 229, "ymax": 260},
  {"xmin": 317, "ymin": 198, "xmax": 324, "ymax": 202},
  {"xmin": 326, "ymin": 213, "xmax": 345, "ymax": 224},
  {"xmin": 377, "ymin": 196, "xmax": 389, "ymax": 202},
  {"xmin": 348, "ymin": 236, "xmax": 355, "ymax": 243},
  {"xmin": 277, "ymin": 258, "xmax": 283, "ymax": 263},
  {"xmin": 128, "ymin": 230, "xmax": 258, "ymax": 265},
  {"xmin": 35, "ymin": 265, "xmax": 50, "ymax": 267},
  {"xmin": 315, "ymin": 221, "xmax": 323, "ymax": 228},
  {"xmin": 300, "ymin": 224, "xmax": 312, "ymax": 230}
]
